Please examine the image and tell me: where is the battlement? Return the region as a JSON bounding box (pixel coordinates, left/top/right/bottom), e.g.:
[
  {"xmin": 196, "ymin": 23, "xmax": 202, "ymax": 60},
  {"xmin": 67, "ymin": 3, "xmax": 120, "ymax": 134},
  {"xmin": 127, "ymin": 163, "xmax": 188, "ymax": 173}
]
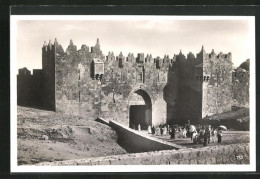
[
  {"xmin": 42, "ymin": 40, "xmax": 55, "ymax": 52},
  {"xmin": 42, "ymin": 39, "xmax": 233, "ymax": 72},
  {"xmin": 205, "ymin": 49, "xmax": 232, "ymax": 60},
  {"xmin": 18, "ymin": 37, "xmax": 248, "ymax": 127},
  {"xmin": 18, "ymin": 67, "xmax": 31, "ymax": 76}
]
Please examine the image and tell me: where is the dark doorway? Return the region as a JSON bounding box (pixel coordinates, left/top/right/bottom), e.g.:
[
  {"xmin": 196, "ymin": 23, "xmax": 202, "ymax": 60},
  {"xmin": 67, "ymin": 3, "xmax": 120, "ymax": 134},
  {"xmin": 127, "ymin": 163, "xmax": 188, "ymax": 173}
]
[{"xmin": 129, "ymin": 89, "xmax": 152, "ymax": 130}]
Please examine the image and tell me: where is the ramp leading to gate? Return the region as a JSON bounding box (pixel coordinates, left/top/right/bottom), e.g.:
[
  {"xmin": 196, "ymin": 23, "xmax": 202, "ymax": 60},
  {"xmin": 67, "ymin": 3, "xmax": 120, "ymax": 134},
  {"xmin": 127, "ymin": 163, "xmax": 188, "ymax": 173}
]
[{"xmin": 106, "ymin": 119, "xmax": 183, "ymax": 153}]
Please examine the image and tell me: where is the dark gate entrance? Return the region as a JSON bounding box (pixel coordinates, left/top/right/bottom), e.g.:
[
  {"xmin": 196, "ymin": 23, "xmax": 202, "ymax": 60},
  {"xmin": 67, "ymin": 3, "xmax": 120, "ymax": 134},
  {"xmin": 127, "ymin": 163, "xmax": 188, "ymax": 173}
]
[{"xmin": 129, "ymin": 89, "xmax": 152, "ymax": 130}]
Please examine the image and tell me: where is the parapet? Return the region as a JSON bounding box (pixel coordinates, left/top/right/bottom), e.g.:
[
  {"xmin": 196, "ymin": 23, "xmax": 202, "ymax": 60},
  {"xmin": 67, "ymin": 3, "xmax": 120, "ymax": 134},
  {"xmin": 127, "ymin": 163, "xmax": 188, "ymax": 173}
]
[
  {"xmin": 18, "ymin": 67, "xmax": 31, "ymax": 76},
  {"xmin": 137, "ymin": 53, "xmax": 144, "ymax": 63},
  {"xmin": 127, "ymin": 53, "xmax": 135, "ymax": 62}
]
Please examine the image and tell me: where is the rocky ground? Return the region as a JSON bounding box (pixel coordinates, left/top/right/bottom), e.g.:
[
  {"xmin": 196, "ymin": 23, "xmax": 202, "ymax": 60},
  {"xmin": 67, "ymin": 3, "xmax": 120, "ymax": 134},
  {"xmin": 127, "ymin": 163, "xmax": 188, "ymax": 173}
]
[{"xmin": 17, "ymin": 106, "xmax": 127, "ymax": 165}]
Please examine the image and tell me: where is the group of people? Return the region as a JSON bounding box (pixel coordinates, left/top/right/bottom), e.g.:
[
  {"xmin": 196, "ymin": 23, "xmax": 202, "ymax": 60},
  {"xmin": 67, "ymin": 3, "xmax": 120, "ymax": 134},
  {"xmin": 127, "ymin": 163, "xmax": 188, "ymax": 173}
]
[
  {"xmin": 147, "ymin": 124, "xmax": 169, "ymax": 136},
  {"xmin": 189, "ymin": 124, "xmax": 223, "ymax": 146},
  {"xmin": 133, "ymin": 123, "xmax": 224, "ymax": 147}
]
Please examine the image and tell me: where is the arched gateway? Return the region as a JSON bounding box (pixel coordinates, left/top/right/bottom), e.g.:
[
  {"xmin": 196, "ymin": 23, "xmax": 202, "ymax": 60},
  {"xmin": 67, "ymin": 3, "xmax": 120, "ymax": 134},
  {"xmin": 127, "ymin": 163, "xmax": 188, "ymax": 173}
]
[{"xmin": 128, "ymin": 89, "xmax": 152, "ymax": 130}]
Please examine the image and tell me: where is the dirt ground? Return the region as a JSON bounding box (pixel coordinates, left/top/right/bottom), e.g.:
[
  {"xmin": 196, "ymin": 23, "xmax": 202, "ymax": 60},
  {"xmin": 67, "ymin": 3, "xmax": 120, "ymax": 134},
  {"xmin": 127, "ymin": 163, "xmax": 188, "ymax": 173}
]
[
  {"xmin": 147, "ymin": 131, "xmax": 249, "ymax": 148},
  {"xmin": 17, "ymin": 106, "xmax": 250, "ymax": 165},
  {"xmin": 17, "ymin": 106, "xmax": 127, "ymax": 165}
]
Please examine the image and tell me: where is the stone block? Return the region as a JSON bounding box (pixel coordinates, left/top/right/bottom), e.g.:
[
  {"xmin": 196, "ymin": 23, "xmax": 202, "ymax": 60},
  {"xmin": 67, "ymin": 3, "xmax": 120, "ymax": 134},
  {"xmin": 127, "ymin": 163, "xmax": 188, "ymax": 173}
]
[{"xmin": 215, "ymin": 156, "xmax": 222, "ymax": 164}]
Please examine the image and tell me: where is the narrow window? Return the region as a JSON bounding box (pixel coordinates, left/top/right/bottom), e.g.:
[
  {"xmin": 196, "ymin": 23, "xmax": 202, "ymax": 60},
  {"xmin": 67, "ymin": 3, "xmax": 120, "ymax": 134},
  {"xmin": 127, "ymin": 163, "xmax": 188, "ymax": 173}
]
[{"xmin": 79, "ymin": 91, "xmax": 80, "ymax": 102}]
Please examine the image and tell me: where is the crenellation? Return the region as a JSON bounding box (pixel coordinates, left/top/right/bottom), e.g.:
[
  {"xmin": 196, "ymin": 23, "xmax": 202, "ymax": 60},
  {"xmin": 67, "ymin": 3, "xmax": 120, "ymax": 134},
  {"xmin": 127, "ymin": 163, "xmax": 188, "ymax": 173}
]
[
  {"xmin": 19, "ymin": 67, "xmax": 31, "ymax": 76},
  {"xmin": 155, "ymin": 56, "xmax": 162, "ymax": 69},
  {"xmin": 107, "ymin": 51, "xmax": 116, "ymax": 61},
  {"xmin": 80, "ymin": 45, "xmax": 89, "ymax": 52},
  {"xmin": 137, "ymin": 53, "xmax": 145, "ymax": 63},
  {"xmin": 66, "ymin": 39, "xmax": 77, "ymax": 54},
  {"xmin": 187, "ymin": 52, "xmax": 195, "ymax": 60},
  {"xmin": 18, "ymin": 39, "xmax": 249, "ymax": 127},
  {"xmin": 145, "ymin": 54, "xmax": 150, "ymax": 63}
]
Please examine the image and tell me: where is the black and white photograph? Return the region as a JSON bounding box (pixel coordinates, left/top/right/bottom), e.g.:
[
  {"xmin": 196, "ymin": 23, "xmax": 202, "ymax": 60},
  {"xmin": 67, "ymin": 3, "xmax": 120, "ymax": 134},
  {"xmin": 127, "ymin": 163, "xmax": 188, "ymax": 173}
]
[{"xmin": 10, "ymin": 15, "xmax": 255, "ymax": 172}]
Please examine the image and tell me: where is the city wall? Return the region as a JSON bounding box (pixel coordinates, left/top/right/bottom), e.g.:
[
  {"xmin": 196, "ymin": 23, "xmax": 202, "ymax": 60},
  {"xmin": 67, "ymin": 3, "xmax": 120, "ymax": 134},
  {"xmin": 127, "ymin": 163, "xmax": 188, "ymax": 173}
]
[{"xmin": 17, "ymin": 39, "xmax": 249, "ymax": 126}]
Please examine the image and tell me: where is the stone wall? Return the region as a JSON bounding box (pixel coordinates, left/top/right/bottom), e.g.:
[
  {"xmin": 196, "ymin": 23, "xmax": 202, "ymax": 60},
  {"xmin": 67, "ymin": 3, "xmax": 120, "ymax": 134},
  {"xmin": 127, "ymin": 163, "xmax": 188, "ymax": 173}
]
[
  {"xmin": 109, "ymin": 120, "xmax": 181, "ymax": 153},
  {"xmin": 55, "ymin": 40, "xmax": 103, "ymax": 119},
  {"xmin": 54, "ymin": 39, "xmax": 169, "ymax": 126},
  {"xmin": 17, "ymin": 68, "xmax": 43, "ymax": 108},
  {"xmin": 165, "ymin": 49, "xmax": 203, "ymax": 125},
  {"xmin": 232, "ymin": 68, "xmax": 249, "ymax": 108},
  {"xmin": 37, "ymin": 143, "xmax": 249, "ymax": 165},
  {"xmin": 18, "ymin": 39, "xmax": 249, "ymax": 127},
  {"xmin": 100, "ymin": 52, "xmax": 168, "ymax": 126},
  {"xmin": 42, "ymin": 41, "xmax": 57, "ymax": 111},
  {"xmin": 202, "ymin": 50, "xmax": 233, "ymax": 117}
]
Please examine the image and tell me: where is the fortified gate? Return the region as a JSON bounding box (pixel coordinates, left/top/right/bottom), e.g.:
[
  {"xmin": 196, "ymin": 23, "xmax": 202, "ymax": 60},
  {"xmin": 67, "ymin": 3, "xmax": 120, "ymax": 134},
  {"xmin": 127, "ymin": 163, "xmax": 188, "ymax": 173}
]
[{"xmin": 17, "ymin": 38, "xmax": 248, "ymax": 127}]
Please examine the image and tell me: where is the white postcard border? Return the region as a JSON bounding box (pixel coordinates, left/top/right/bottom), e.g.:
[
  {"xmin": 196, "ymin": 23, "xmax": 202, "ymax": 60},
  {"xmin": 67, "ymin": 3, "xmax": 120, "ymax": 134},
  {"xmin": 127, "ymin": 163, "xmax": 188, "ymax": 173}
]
[{"xmin": 10, "ymin": 15, "xmax": 256, "ymax": 172}]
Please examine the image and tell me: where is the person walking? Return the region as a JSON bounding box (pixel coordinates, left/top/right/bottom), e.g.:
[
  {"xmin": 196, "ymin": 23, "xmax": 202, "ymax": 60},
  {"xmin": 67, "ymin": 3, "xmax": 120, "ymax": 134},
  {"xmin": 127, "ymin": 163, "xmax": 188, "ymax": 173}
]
[{"xmin": 217, "ymin": 128, "xmax": 223, "ymax": 143}]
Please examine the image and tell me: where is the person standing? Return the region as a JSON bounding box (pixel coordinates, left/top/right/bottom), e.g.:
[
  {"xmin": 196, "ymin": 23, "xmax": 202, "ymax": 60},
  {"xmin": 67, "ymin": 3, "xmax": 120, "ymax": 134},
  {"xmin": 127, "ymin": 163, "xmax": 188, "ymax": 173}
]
[
  {"xmin": 183, "ymin": 128, "xmax": 187, "ymax": 138},
  {"xmin": 203, "ymin": 126, "xmax": 210, "ymax": 146},
  {"xmin": 170, "ymin": 126, "xmax": 176, "ymax": 139},
  {"xmin": 138, "ymin": 124, "xmax": 141, "ymax": 132},
  {"xmin": 156, "ymin": 126, "xmax": 160, "ymax": 136},
  {"xmin": 163, "ymin": 126, "xmax": 167, "ymax": 135},
  {"xmin": 217, "ymin": 128, "xmax": 223, "ymax": 143},
  {"xmin": 148, "ymin": 125, "xmax": 152, "ymax": 134},
  {"xmin": 160, "ymin": 125, "xmax": 163, "ymax": 135},
  {"xmin": 152, "ymin": 126, "xmax": 155, "ymax": 135}
]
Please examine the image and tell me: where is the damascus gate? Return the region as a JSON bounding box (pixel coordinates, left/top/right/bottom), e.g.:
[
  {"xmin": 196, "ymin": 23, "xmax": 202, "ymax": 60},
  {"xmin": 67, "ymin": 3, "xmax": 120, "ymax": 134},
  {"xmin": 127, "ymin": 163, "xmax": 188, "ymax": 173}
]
[{"xmin": 17, "ymin": 38, "xmax": 249, "ymax": 127}]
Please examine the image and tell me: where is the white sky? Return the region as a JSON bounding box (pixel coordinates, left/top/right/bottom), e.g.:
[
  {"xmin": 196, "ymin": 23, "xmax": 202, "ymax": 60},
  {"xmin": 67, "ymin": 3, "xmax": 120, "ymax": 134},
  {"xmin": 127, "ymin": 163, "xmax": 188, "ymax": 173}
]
[{"xmin": 16, "ymin": 19, "xmax": 253, "ymax": 72}]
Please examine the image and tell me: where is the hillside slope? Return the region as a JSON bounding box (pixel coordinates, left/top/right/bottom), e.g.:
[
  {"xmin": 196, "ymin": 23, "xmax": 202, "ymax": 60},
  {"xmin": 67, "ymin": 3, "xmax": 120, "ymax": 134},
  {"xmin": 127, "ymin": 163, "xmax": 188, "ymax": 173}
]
[{"xmin": 17, "ymin": 106, "xmax": 127, "ymax": 165}]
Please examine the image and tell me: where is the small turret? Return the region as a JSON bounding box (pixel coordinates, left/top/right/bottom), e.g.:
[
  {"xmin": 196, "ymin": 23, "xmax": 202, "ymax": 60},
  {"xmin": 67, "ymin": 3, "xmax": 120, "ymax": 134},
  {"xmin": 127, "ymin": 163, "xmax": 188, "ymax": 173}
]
[
  {"xmin": 187, "ymin": 52, "xmax": 195, "ymax": 59},
  {"xmin": 48, "ymin": 40, "xmax": 52, "ymax": 50},
  {"xmin": 145, "ymin": 54, "xmax": 149, "ymax": 63},
  {"xmin": 196, "ymin": 45, "xmax": 207, "ymax": 59},
  {"xmin": 70, "ymin": 39, "xmax": 73, "ymax": 46},
  {"xmin": 95, "ymin": 38, "xmax": 100, "ymax": 50},
  {"xmin": 43, "ymin": 41, "xmax": 47, "ymax": 51},
  {"xmin": 209, "ymin": 49, "xmax": 216, "ymax": 58},
  {"xmin": 119, "ymin": 51, "xmax": 123, "ymax": 58},
  {"xmin": 118, "ymin": 51, "xmax": 124, "ymax": 68},
  {"xmin": 66, "ymin": 39, "xmax": 77, "ymax": 54}
]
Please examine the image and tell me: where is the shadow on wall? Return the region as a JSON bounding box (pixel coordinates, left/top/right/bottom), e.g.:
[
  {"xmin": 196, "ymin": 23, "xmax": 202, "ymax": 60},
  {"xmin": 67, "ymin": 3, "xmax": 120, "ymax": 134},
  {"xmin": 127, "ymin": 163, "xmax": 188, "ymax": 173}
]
[{"xmin": 109, "ymin": 120, "xmax": 179, "ymax": 153}]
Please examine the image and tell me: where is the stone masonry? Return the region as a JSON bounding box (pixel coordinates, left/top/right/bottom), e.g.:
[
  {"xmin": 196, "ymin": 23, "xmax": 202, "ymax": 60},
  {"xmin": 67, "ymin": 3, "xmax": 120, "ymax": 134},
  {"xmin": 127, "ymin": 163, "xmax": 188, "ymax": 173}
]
[
  {"xmin": 17, "ymin": 38, "xmax": 249, "ymax": 127},
  {"xmin": 37, "ymin": 143, "xmax": 249, "ymax": 165}
]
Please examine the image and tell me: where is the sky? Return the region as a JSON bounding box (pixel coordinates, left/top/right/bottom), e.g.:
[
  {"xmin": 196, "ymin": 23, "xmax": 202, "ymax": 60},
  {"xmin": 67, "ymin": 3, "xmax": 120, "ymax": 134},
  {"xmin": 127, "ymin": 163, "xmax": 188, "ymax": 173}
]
[{"xmin": 16, "ymin": 19, "xmax": 254, "ymax": 72}]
